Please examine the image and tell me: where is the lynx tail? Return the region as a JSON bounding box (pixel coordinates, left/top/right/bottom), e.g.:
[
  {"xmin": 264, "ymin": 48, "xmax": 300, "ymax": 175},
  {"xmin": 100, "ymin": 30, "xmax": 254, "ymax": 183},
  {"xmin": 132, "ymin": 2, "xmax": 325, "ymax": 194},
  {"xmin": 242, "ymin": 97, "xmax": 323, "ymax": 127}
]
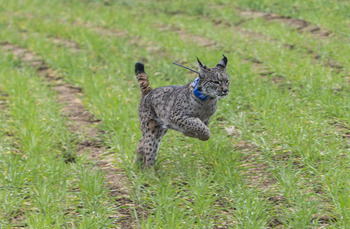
[{"xmin": 135, "ymin": 62, "xmax": 152, "ymax": 96}]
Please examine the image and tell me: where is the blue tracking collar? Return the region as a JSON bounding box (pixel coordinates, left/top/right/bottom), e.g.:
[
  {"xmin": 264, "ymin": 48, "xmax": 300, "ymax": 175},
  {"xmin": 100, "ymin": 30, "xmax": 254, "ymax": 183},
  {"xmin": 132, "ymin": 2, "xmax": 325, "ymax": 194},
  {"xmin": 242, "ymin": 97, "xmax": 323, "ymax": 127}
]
[{"xmin": 192, "ymin": 77, "xmax": 214, "ymax": 101}]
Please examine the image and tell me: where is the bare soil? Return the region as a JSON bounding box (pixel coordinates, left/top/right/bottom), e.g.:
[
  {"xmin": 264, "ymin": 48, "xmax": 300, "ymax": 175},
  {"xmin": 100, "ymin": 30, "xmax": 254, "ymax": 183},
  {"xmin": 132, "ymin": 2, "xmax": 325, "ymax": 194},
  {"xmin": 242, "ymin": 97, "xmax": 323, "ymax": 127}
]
[
  {"xmin": 156, "ymin": 24, "xmax": 217, "ymax": 47},
  {"xmin": 234, "ymin": 139, "xmax": 276, "ymax": 190},
  {"xmin": 224, "ymin": 124, "xmax": 276, "ymax": 190},
  {"xmin": 78, "ymin": 22, "xmax": 170, "ymax": 64},
  {"xmin": 52, "ymin": 37, "xmax": 81, "ymax": 52},
  {"xmin": 239, "ymin": 11, "xmax": 332, "ymax": 38},
  {"xmin": 329, "ymin": 120, "xmax": 350, "ymax": 140},
  {"xmin": 0, "ymin": 91, "xmax": 8, "ymax": 109},
  {"xmin": 76, "ymin": 21, "xmax": 129, "ymax": 38}
]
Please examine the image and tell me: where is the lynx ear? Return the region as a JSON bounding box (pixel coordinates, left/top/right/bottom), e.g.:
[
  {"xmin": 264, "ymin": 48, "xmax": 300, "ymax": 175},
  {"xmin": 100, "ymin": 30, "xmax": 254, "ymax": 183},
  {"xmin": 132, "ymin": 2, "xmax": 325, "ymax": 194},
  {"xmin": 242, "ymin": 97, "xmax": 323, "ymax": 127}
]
[
  {"xmin": 197, "ymin": 57, "xmax": 208, "ymax": 77},
  {"xmin": 197, "ymin": 57, "xmax": 205, "ymax": 68},
  {"xmin": 217, "ymin": 54, "xmax": 228, "ymax": 71}
]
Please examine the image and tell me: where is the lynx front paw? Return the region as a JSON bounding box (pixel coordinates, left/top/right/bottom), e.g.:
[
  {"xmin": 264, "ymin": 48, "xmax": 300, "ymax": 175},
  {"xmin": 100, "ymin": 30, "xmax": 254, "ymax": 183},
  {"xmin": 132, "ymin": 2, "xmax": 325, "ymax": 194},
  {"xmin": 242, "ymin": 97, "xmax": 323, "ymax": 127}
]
[
  {"xmin": 198, "ymin": 133, "xmax": 210, "ymax": 141},
  {"xmin": 184, "ymin": 130, "xmax": 210, "ymax": 141}
]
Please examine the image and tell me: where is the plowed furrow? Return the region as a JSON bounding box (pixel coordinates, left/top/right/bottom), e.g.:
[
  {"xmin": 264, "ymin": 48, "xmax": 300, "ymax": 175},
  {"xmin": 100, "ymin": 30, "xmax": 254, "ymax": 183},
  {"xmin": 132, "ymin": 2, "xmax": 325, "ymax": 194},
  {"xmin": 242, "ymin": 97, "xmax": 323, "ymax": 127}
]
[{"xmin": 239, "ymin": 10, "xmax": 332, "ymax": 38}]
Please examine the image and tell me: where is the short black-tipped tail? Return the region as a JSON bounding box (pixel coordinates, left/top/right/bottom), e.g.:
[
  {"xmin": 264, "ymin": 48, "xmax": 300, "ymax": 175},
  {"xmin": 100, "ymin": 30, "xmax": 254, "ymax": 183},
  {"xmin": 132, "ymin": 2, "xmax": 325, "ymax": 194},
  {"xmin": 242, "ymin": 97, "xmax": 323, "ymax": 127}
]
[
  {"xmin": 135, "ymin": 62, "xmax": 152, "ymax": 96},
  {"xmin": 135, "ymin": 62, "xmax": 145, "ymax": 74}
]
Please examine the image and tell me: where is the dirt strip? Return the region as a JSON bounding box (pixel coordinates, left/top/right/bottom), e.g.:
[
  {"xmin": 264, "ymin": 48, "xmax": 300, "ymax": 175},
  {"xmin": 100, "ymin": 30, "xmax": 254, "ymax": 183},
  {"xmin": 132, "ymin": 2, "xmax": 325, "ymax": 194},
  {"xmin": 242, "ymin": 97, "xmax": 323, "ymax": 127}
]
[
  {"xmin": 73, "ymin": 21, "xmax": 129, "ymax": 38},
  {"xmin": 238, "ymin": 10, "xmax": 332, "ymax": 38},
  {"xmin": 52, "ymin": 37, "xmax": 81, "ymax": 53},
  {"xmin": 225, "ymin": 125, "xmax": 276, "ymax": 190},
  {"xmin": 329, "ymin": 120, "xmax": 350, "ymax": 140},
  {"xmin": 0, "ymin": 91, "xmax": 8, "ymax": 109},
  {"xmin": 84, "ymin": 23, "xmax": 172, "ymax": 63},
  {"xmin": 0, "ymin": 41, "xmax": 136, "ymax": 228},
  {"xmin": 156, "ymin": 24, "xmax": 217, "ymax": 47}
]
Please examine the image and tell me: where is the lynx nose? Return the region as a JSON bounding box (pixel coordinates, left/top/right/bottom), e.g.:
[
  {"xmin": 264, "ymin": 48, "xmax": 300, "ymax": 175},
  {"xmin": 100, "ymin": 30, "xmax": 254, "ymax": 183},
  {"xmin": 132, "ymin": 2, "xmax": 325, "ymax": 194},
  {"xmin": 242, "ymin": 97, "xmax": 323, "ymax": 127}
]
[{"xmin": 222, "ymin": 89, "xmax": 229, "ymax": 95}]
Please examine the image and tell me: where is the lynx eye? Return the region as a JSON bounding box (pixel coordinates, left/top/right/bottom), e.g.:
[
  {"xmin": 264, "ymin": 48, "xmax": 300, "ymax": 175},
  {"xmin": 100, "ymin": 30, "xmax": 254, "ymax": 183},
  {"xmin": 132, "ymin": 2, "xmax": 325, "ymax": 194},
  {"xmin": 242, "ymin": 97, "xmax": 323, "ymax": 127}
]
[{"xmin": 211, "ymin": 81, "xmax": 220, "ymax": 85}]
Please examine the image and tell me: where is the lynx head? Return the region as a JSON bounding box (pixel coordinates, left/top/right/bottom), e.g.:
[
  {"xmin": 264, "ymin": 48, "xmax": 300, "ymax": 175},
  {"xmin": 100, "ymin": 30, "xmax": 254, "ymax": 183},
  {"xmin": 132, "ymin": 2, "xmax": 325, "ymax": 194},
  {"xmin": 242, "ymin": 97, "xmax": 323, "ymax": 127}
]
[{"xmin": 195, "ymin": 55, "xmax": 229, "ymax": 99}]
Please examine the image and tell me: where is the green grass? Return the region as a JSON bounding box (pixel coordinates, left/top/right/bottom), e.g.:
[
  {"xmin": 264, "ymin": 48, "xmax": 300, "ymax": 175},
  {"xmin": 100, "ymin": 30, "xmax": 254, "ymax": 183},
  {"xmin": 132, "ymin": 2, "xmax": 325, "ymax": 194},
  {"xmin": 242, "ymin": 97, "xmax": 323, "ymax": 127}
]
[
  {"xmin": 0, "ymin": 55, "xmax": 116, "ymax": 227},
  {"xmin": 1, "ymin": 0, "xmax": 350, "ymax": 227}
]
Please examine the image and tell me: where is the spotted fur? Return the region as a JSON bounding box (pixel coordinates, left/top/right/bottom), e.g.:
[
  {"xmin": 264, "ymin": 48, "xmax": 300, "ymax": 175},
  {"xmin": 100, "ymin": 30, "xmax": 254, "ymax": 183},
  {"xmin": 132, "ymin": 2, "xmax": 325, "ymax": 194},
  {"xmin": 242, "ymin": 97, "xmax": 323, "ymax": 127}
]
[{"xmin": 134, "ymin": 56, "xmax": 230, "ymax": 168}]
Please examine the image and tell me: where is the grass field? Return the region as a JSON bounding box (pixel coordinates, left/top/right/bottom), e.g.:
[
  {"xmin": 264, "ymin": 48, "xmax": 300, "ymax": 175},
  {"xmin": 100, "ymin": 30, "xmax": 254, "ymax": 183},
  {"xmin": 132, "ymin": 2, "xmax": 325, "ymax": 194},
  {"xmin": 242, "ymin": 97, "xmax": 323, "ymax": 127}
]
[{"xmin": 1, "ymin": 0, "xmax": 350, "ymax": 228}]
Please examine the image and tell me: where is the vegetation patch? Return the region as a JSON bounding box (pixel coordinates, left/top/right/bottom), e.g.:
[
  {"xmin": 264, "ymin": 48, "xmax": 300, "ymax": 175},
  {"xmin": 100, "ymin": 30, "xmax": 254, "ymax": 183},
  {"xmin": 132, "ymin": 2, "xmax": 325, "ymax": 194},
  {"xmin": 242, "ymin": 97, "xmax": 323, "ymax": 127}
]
[{"xmin": 1, "ymin": 0, "xmax": 350, "ymax": 227}]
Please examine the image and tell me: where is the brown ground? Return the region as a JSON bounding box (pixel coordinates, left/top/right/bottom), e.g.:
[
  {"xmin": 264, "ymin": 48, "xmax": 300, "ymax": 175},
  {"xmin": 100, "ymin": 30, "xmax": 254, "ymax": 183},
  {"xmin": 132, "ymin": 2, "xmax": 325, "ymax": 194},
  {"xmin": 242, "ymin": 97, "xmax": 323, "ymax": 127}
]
[
  {"xmin": 155, "ymin": 24, "xmax": 217, "ymax": 47},
  {"xmin": 0, "ymin": 41, "xmax": 135, "ymax": 228},
  {"xmin": 239, "ymin": 11, "xmax": 332, "ymax": 38},
  {"xmin": 52, "ymin": 37, "xmax": 81, "ymax": 53},
  {"xmin": 0, "ymin": 91, "xmax": 8, "ymax": 109},
  {"xmin": 74, "ymin": 21, "xmax": 129, "ymax": 38}
]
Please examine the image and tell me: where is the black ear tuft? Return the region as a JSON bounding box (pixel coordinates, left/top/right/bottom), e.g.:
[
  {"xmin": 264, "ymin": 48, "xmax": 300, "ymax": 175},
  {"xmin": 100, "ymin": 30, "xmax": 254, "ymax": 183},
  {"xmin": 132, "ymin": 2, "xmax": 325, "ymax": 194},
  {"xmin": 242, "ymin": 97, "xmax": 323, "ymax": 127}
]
[
  {"xmin": 222, "ymin": 54, "xmax": 228, "ymax": 65},
  {"xmin": 135, "ymin": 62, "xmax": 145, "ymax": 74},
  {"xmin": 196, "ymin": 57, "xmax": 204, "ymax": 68},
  {"xmin": 197, "ymin": 56, "xmax": 208, "ymax": 70},
  {"xmin": 217, "ymin": 54, "xmax": 228, "ymax": 68}
]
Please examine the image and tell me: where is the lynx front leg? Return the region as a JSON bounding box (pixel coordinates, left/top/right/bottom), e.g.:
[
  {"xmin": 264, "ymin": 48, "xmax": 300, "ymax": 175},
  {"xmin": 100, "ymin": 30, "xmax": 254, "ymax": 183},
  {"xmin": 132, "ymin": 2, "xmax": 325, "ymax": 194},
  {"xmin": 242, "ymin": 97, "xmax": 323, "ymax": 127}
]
[
  {"xmin": 134, "ymin": 120, "xmax": 168, "ymax": 168},
  {"xmin": 171, "ymin": 116, "xmax": 210, "ymax": 141}
]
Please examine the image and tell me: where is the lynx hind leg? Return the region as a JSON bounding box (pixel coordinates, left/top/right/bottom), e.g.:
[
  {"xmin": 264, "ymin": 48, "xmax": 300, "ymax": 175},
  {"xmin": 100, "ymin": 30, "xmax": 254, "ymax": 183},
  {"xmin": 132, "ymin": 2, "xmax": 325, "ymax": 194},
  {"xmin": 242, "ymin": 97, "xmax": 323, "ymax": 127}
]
[{"xmin": 134, "ymin": 119, "xmax": 167, "ymax": 168}]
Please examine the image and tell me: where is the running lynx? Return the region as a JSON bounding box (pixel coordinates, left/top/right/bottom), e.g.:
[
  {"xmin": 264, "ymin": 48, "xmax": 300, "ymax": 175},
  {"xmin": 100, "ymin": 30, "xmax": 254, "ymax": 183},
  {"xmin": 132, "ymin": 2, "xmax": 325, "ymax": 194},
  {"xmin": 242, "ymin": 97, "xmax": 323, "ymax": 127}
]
[{"xmin": 134, "ymin": 55, "xmax": 229, "ymax": 168}]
